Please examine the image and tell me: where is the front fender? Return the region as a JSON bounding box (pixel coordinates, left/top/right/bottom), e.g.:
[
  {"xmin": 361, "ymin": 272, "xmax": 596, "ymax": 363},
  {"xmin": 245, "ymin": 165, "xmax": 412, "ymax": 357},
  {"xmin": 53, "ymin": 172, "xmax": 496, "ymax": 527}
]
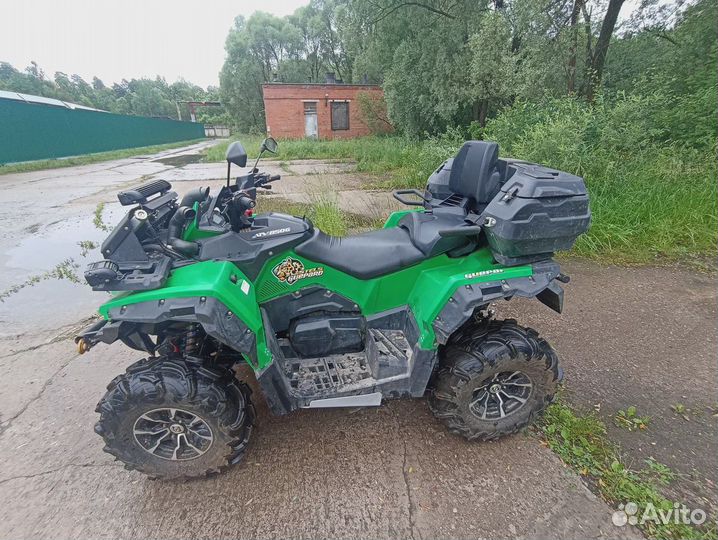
[{"xmin": 91, "ymin": 261, "xmax": 269, "ymax": 367}]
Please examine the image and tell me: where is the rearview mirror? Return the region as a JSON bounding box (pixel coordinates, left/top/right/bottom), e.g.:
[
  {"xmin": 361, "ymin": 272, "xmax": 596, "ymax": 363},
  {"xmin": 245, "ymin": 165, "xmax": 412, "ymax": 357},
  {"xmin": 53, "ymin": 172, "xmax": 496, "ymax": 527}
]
[
  {"xmin": 225, "ymin": 141, "xmax": 247, "ymax": 167},
  {"xmin": 262, "ymin": 137, "xmax": 278, "ymax": 154}
]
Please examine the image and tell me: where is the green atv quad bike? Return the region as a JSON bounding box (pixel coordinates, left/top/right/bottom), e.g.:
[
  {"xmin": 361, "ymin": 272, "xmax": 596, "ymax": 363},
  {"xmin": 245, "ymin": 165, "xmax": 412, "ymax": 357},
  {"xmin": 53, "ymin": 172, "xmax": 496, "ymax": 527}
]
[{"xmin": 77, "ymin": 137, "xmax": 590, "ymax": 479}]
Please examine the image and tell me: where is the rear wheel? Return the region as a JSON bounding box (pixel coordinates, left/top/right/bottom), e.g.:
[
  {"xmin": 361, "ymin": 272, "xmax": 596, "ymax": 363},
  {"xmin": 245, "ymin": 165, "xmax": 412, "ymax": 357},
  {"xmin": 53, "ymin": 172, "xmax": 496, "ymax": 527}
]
[
  {"xmin": 95, "ymin": 357, "xmax": 254, "ymax": 479},
  {"xmin": 429, "ymin": 319, "xmax": 561, "ymax": 441}
]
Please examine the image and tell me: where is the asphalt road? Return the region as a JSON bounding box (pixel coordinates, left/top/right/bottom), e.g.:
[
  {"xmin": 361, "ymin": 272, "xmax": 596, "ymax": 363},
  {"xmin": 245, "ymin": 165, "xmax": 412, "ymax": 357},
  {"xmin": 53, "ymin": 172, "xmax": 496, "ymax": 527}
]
[{"xmin": 1, "ymin": 142, "xmax": 712, "ymax": 539}]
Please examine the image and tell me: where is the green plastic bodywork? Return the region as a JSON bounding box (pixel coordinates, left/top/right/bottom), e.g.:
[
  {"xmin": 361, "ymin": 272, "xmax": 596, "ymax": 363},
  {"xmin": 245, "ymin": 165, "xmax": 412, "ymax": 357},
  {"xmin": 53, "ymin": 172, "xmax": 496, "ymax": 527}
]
[
  {"xmin": 98, "ymin": 210, "xmax": 532, "ymax": 370},
  {"xmin": 183, "ymin": 202, "xmax": 221, "ymax": 241}
]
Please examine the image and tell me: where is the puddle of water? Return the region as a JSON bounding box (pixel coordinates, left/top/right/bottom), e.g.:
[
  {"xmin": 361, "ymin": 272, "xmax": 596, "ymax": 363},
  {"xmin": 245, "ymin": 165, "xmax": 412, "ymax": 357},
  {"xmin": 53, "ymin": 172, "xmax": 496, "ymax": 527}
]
[
  {"xmin": 0, "ymin": 204, "xmax": 125, "ymax": 338},
  {"xmin": 152, "ymin": 154, "xmax": 203, "ymax": 167},
  {"xmin": 5, "ymin": 205, "xmax": 124, "ymax": 273}
]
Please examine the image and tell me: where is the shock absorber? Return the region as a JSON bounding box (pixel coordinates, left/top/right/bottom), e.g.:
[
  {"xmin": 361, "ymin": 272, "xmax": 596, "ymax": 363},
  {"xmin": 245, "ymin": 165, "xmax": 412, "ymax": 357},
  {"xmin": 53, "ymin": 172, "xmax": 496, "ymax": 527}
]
[{"xmin": 184, "ymin": 324, "xmax": 200, "ymax": 357}]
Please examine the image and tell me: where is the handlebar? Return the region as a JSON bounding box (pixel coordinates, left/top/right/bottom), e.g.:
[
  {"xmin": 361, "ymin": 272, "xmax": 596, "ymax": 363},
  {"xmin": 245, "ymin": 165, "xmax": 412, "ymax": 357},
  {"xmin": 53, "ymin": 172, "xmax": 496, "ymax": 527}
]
[
  {"xmin": 235, "ymin": 194, "xmax": 256, "ymax": 209},
  {"xmin": 437, "ymin": 226, "xmax": 482, "ymax": 238},
  {"xmin": 252, "ymin": 172, "xmax": 281, "ymax": 190}
]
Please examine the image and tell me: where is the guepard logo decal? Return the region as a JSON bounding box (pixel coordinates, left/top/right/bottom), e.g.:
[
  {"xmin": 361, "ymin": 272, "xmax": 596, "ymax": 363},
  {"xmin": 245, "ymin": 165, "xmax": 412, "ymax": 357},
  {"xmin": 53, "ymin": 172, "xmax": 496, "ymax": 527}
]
[
  {"xmin": 464, "ymin": 268, "xmax": 505, "ymax": 280},
  {"xmin": 272, "ymin": 257, "xmax": 324, "ymax": 285}
]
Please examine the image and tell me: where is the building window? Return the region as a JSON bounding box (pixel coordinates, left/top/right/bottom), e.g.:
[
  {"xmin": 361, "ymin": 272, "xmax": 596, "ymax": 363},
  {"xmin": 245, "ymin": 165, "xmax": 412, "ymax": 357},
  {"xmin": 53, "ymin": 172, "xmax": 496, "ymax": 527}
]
[{"xmin": 331, "ymin": 101, "xmax": 349, "ymax": 131}]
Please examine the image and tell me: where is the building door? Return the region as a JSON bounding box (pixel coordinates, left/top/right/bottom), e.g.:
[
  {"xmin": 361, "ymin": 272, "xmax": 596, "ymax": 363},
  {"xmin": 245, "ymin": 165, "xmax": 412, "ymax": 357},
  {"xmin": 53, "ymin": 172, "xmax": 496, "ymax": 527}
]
[{"xmin": 304, "ymin": 102, "xmax": 318, "ymax": 138}]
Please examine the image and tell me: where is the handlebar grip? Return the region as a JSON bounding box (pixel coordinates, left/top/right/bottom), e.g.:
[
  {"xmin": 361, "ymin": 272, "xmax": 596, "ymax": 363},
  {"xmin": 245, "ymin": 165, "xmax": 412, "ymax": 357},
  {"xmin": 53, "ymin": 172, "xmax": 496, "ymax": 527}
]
[
  {"xmin": 269, "ymin": 174, "xmax": 281, "ymax": 181},
  {"xmin": 237, "ymin": 195, "xmax": 256, "ymax": 209},
  {"xmin": 438, "ymin": 226, "xmax": 482, "ymax": 238}
]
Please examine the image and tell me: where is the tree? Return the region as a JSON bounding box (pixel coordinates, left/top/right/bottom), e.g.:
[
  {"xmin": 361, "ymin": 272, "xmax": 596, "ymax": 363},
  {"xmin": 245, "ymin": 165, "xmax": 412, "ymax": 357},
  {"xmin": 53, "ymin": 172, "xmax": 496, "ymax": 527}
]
[
  {"xmin": 354, "ymin": 0, "xmax": 492, "ymax": 134},
  {"xmin": 219, "ymin": 2, "xmax": 356, "ymax": 131},
  {"xmin": 585, "ymin": 0, "xmax": 626, "ymax": 100},
  {"xmin": 357, "ymin": 91, "xmax": 394, "ymax": 133},
  {"xmin": 220, "ymin": 16, "xmax": 271, "ymax": 131},
  {"xmin": 469, "ymin": 13, "xmax": 518, "ymax": 126},
  {"xmin": 0, "ymin": 61, "xmax": 219, "ymax": 120}
]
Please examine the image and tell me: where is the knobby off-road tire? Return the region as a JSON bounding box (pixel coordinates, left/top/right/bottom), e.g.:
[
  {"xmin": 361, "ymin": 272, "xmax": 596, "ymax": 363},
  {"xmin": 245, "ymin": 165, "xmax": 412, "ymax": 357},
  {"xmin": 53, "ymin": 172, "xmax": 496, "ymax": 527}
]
[
  {"xmin": 429, "ymin": 319, "xmax": 561, "ymax": 441},
  {"xmin": 95, "ymin": 357, "xmax": 255, "ymax": 479}
]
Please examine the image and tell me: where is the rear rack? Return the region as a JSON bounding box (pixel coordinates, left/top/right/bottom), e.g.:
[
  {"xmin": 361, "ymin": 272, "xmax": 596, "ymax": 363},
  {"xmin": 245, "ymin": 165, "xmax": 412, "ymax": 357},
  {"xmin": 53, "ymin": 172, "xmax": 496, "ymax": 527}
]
[{"xmin": 117, "ymin": 180, "xmax": 172, "ymax": 206}]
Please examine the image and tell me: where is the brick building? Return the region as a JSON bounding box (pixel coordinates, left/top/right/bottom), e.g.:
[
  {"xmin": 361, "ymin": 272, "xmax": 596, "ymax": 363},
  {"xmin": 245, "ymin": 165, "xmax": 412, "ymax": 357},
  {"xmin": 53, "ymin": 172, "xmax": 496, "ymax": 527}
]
[{"xmin": 262, "ymin": 79, "xmax": 386, "ymax": 139}]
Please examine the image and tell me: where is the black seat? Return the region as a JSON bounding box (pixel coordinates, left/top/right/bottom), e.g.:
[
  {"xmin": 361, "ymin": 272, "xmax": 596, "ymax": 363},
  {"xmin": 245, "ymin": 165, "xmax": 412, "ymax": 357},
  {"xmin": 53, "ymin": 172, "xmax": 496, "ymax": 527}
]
[
  {"xmin": 295, "ymin": 227, "xmax": 425, "ymax": 279},
  {"xmin": 397, "ymin": 207, "xmax": 469, "ymax": 257},
  {"xmin": 449, "ymin": 141, "xmax": 506, "ymax": 206},
  {"xmin": 295, "ymin": 208, "xmax": 471, "ymax": 279}
]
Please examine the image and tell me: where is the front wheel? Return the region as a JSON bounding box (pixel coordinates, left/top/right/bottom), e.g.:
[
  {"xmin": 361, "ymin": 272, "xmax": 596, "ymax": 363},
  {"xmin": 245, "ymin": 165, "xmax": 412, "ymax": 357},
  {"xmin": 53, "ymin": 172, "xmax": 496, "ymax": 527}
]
[
  {"xmin": 429, "ymin": 319, "xmax": 561, "ymax": 441},
  {"xmin": 95, "ymin": 357, "xmax": 255, "ymax": 479}
]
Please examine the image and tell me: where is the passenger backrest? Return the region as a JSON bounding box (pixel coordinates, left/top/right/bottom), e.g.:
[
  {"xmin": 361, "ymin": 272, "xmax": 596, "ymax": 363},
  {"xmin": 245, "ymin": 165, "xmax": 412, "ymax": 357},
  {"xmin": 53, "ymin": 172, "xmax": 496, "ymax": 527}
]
[{"xmin": 448, "ymin": 141, "xmax": 504, "ymax": 205}]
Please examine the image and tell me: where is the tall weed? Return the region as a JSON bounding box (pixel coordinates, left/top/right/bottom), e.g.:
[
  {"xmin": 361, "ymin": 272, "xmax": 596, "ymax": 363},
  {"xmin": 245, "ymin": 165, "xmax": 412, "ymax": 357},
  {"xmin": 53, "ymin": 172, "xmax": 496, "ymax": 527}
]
[
  {"xmin": 484, "ymin": 97, "xmax": 717, "ymax": 262},
  {"xmin": 205, "ymin": 95, "xmax": 717, "ymax": 263}
]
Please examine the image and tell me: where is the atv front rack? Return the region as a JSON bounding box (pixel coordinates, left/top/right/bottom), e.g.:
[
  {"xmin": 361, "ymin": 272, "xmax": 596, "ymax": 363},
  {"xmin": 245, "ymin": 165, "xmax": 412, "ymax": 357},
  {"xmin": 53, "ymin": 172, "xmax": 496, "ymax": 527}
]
[{"xmin": 84, "ymin": 256, "xmax": 172, "ymax": 291}]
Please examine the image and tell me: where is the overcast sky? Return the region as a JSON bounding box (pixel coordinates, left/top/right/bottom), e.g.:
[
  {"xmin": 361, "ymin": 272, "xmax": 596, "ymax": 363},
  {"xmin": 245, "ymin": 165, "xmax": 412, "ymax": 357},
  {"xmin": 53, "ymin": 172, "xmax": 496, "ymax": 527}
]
[
  {"xmin": 0, "ymin": 0, "xmax": 310, "ymax": 89},
  {"xmin": 2, "ymin": 0, "xmax": 646, "ymax": 90}
]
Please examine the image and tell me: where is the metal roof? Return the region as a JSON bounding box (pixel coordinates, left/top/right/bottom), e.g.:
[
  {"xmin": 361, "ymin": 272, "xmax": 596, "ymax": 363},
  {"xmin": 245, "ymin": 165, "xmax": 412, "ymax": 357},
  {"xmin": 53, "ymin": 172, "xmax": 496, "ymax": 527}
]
[{"xmin": 0, "ymin": 90, "xmax": 107, "ymax": 112}]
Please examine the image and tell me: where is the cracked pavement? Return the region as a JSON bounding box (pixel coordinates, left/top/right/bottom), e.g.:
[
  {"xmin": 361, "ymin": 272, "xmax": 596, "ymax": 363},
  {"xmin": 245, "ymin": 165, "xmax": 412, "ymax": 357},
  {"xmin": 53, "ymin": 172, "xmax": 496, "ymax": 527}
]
[
  {"xmin": 2, "ymin": 141, "xmax": 710, "ymax": 539},
  {"xmin": 0, "ymin": 338, "xmax": 636, "ymax": 539}
]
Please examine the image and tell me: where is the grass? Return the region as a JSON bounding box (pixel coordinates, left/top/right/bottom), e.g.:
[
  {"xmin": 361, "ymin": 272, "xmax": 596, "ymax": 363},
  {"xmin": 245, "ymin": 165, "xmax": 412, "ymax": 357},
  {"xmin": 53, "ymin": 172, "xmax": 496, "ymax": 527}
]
[
  {"xmin": 540, "ymin": 398, "xmax": 717, "ymax": 539},
  {"xmin": 0, "ymin": 138, "xmax": 206, "ymax": 175},
  {"xmin": 614, "ymin": 406, "xmax": 651, "ymax": 432},
  {"xmin": 539, "ymin": 146, "xmax": 717, "ymax": 268},
  {"xmin": 203, "ymin": 134, "xmax": 429, "ymax": 182},
  {"xmin": 254, "ymin": 195, "xmax": 379, "ymax": 236},
  {"xmin": 93, "ymin": 202, "xmax": 112, "ymax": 232},
  {"xmin": 208, "ymin": 128, "xmax": 717, "ymax": 267}
]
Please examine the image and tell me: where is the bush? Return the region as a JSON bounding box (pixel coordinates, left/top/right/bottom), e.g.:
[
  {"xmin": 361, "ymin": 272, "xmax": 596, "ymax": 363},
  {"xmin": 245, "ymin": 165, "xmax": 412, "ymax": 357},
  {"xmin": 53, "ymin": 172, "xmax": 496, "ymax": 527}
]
[
  {"xmin": 205, "ymin": 95, "xmax": 717, "ymax": 264},
  {"xmin": 483, "ymin": 96, "xmax": 717, "ymax": 263}
]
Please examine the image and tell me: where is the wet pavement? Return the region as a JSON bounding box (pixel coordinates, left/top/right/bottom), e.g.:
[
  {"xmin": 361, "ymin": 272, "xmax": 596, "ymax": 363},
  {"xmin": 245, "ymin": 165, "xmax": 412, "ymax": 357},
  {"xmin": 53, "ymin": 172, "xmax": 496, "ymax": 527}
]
[
  {"xmin": 0, "ymin": 337, "xmax": 638, "ymax": 540},
  {"xmin": 0, "ymin": 141, "xmax": 219, "ymax": 341},
  {"xmin": 1, "ymin": 141, "xmax": 713, "ymax": 539},
  {"xmin": 0, "ymin": 146, "xmax": 393, "ymax": 345}
]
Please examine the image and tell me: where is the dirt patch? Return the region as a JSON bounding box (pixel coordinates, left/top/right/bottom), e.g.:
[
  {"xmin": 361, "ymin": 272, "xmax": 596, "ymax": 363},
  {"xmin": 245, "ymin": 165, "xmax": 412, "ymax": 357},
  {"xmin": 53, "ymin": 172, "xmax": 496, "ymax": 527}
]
[{"xmin": 500, "ymin": 259, "xmax": 718, "ymax": 515}]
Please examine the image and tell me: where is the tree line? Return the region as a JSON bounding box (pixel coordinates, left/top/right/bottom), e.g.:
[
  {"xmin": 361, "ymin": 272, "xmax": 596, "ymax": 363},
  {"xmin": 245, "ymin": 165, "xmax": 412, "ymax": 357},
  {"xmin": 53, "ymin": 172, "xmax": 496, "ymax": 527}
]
[
  {"xmin": 0, "ymin": 62, "xmax": 228, "ymax": 125},
  {"xmin": 1, "ymin": 0, "xmax": 713, "ymax": 145},
  {"xmin": 219, "ymin": 0, "xmax": 715, "ymax": 143}
]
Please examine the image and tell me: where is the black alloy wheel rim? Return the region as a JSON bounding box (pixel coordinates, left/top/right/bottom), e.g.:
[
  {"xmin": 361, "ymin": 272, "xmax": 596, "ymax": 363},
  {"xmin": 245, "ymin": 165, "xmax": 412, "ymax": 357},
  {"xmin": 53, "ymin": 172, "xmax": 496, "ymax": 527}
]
[{"xmin": 132, "ymin": 407, "xmax": 214, "ymax": 461}]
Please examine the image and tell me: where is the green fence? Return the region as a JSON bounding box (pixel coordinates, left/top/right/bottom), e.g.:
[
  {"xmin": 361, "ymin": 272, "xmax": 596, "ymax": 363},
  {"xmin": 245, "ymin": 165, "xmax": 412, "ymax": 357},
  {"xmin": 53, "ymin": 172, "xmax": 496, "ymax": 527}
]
[{"xmin": 0, "ymin": 98, "xmax": 205, "ymax": 164}]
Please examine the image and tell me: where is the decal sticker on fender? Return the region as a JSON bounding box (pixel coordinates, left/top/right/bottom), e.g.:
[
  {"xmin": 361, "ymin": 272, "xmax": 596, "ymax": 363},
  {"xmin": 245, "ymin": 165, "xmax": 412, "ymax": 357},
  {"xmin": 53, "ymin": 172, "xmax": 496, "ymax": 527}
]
[
  {"xmin": 464, "ymin": 268, "xmax": 505, "ymax": 280},
  {"xmin": 251, "ymin": 227, "xmax": 291, "ymax": 239},
  {"xmin": 272, "ymin": 257, "xmax": 324, "ymax": 285},
  {"xmin": 240, "ymin": 280, "xmax": 250, "ymax": 294}
]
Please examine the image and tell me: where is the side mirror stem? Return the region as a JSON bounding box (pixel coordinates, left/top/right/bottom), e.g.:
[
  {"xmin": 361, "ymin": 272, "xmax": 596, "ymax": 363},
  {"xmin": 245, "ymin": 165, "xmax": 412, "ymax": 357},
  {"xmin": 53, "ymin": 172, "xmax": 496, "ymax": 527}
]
[{"xmin": 252, "ymin": 147, "xmax": 266, "ymax": 172}]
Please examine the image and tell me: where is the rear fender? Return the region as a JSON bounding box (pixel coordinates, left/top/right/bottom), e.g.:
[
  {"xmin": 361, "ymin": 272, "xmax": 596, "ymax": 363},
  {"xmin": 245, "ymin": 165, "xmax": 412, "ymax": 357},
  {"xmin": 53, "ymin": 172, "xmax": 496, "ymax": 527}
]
[{"xmin": 427, "ymin": 260, "xmax": 562, "ymax": 344}]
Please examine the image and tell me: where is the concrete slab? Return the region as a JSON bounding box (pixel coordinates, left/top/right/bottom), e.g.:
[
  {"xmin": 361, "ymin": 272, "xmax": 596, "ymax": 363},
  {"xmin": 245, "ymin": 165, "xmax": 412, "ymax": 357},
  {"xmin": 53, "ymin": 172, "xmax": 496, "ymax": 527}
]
[
  {"xmin": 0, "ymin": 338, "xmax": 640, "ymax": 540},
  {"xmin": 2, "ymin": 142, "xmax": 709, "ymax": 539}
]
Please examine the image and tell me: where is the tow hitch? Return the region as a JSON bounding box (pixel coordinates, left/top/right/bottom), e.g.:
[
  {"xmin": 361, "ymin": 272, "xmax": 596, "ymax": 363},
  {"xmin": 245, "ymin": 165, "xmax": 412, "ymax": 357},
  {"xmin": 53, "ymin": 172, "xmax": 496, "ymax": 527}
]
[{"xmin": 74, "ymin": 319, "xmax": 108, "ymax": 354}]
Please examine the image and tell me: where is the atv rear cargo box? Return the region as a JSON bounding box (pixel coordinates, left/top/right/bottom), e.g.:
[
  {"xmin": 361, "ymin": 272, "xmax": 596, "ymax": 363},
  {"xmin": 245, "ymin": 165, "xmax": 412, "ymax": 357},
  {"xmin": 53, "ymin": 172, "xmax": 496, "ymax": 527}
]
[{"xmin": 481, "ymin": 160, "xmax": 591, "ymax": 266}]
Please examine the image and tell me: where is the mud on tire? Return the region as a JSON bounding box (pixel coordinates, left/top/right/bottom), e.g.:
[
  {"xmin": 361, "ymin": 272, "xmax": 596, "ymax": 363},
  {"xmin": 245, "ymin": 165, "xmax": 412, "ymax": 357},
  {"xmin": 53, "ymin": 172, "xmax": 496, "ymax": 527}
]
[
  {"xmin": 429, "ymin": 319, "xmax": 561, "ymax": 441},
  {"xmin": 95, "ymin": 357, "xmax": 255, "ymax": 479}
]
